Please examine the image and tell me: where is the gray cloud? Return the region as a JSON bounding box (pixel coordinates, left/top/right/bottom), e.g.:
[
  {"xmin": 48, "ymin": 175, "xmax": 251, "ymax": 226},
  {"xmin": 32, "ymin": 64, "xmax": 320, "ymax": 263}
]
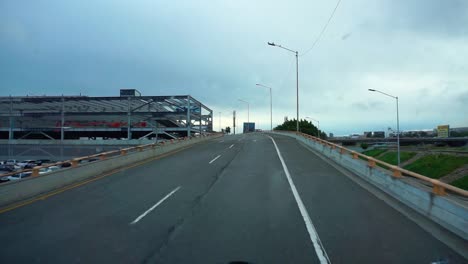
[
  {"xmin": 455, "ymin": 90, "xmax": 468, "ymax": 105},
  {"xmin": 341, "ymin": 32, "xmax": 352, "ymax": 40},
  {"xmin": 0, "ymin": 0, "xmax": 467, "ymax": 135},
  {"xmin": 382, "ymin": 0, "xmax": 468, "ymax": 37}
]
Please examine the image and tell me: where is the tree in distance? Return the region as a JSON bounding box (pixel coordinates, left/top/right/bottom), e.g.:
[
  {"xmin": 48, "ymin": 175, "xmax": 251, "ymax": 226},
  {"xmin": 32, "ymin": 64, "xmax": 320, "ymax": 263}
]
[{"xmin": 274, "ymin": 119, "xmax": 327, "ymax": 139}]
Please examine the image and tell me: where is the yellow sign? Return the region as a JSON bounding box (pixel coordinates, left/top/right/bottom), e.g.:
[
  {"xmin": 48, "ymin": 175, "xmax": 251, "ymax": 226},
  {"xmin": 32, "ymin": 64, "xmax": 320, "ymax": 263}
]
[{"xmin": 437, "ymin": 125, "xmax": 449, "ymax": 138}]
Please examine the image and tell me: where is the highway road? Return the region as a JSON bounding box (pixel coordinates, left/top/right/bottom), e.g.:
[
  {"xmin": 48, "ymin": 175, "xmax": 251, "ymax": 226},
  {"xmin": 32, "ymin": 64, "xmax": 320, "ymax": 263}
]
[{"xmin": 0, "ymin": 133, "xmax": 465, "ymax": 263}]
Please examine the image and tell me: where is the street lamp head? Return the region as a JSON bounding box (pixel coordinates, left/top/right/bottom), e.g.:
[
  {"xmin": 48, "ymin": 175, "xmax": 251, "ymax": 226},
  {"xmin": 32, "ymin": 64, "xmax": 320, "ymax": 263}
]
[
  {"xmin": 255, "ymin": 83, "xmax": 260, "ymax": 86},
  {"xmin": 368, "ymin": 89, "xmax": 376, "ymax": 92},
  {"xmin": 267, "ymin": 42, "xmax": 276, "ymax": 46}
]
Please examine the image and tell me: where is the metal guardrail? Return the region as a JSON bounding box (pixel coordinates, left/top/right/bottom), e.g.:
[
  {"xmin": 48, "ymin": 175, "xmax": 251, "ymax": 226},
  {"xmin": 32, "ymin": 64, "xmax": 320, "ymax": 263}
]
[
  {"xmin": 0, "ymin": 133, "xmax": 221, "ymax": 180},
  {"xmin": 285, "ymin": 131, "xmax": 468, "ymax": 198}
]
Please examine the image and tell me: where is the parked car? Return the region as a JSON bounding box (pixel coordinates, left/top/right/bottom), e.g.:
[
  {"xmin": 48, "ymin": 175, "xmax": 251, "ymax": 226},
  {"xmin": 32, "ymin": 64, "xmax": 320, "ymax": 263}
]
[
  {"xmin": 17, "ymin": 160, "xmax": 37, "ymax": 168},
  {"xmin": 24, "ymin": 163, "xmax": 39, "ymax": 169},
  {"xmin": 7, "ymin": 172, "xmax": 32, "ymax": 181},
  {"xmin": 0, "ymin": 164, "xmax": 15, "ymax": 172},
  {"xmin": 5, "ymin": 159, "xmax": 17, "ymax": 166},
  {"xmin": 47, "ymin": 166, "xmax": 61, "ymax": 172},
  {"xmin": 1, "ymin": 175, "xmax": 11, "ymax": 183},
  {"xmin": 61, "ymin": 162, "xmax": 72, "ymax": 168},
  {"xmin": 35, "ymin": 159, "xmax": 52, "ymax": 166}
]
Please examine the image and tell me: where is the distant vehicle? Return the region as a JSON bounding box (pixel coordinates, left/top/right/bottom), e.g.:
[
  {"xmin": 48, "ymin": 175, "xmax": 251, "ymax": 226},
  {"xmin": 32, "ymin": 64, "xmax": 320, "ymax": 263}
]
[
  {"xmin": 5, "ymin": 159, "xmax": 17, "ymax": 166},
  {"xmin": 17, "ymin": 160, "xmax": 37, "ymax": 168},
  {"xmin": 7, "ymin": 172, "xmax": 32, "ymax": 181}
]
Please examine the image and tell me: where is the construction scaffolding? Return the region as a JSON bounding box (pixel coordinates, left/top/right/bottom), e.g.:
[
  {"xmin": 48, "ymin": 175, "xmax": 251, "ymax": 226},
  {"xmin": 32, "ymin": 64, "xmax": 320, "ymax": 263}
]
[{"xmin": 0, "ymin": 94, "xmax": 213, "ymax": 140}]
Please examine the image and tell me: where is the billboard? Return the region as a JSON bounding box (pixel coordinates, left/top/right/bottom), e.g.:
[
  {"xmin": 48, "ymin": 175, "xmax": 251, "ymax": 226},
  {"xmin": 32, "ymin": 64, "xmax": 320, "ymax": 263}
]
[
  {"xmin": 120, "ymin": 89, "xmax": 141, "ymax": 97},
  {"xmin": 243, "ymin": 122, "xmax": 255, "ymax": 133},
  {"xmin": 437, "ymin": 125, "xmax": 450, "ymax": 138}
]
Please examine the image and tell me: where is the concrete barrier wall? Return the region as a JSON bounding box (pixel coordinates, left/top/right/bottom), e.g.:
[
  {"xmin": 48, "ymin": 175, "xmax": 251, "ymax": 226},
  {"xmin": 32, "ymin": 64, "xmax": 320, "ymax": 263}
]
[
  {"xmin": 273, "ymin": 132, "xmax": 468, "ymax": 240},
  {"xmin": 0, "ymin": 136, "xmax": 217, "ymax": 208}
]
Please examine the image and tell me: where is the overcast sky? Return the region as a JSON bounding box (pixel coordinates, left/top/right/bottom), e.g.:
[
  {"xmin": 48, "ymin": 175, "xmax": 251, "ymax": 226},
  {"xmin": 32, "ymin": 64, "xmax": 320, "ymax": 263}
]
[{"xmin": 1, "ymin": 0, "xmax": 467, "ymax": 135}]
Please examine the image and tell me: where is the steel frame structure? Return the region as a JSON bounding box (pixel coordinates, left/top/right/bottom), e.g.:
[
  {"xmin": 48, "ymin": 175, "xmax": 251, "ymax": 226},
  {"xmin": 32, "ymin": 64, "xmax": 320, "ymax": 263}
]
[{"xmin": 0, "ymin": 95, "xmax": 213, "ymax": 140}]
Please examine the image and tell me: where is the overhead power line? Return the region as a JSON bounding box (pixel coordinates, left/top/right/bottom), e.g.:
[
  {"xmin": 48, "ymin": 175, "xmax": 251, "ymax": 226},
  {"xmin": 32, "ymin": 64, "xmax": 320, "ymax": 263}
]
[{"xmin": 301, "ymin": 0, "xmax": 342, "ymax": 56}]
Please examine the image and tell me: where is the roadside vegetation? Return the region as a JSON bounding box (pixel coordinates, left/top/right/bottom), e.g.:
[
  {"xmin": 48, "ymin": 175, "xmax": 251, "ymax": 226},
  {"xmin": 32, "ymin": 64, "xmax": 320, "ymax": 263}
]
[
  {"xmin": 360, "ymin": 150, "xmax": 417, "ymax": 169},
  {"xmin": 362, "ymin": 151, "xmax": 417, "ymax": 169},
  {"xmin": 451, "ymin": 176, "xmax": 468, "ymax": 190},
  {"xmin": 379, "ymin": 151, "xmax": 417, "ymax": 165},
  {"xmin": 403, "ymin": 154, "xmax": 468, "ymax": 179},
  {"xmin": 362, "ymin": 149, "xmax": 387, "ymax": 157},
  {"xmin": 361, "ymin": 147, "xmax": 468, "ymax": 189}
]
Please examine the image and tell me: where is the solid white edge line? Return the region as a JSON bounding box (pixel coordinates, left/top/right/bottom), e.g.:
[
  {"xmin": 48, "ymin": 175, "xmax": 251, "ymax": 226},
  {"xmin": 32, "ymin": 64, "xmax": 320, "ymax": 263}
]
[
  {"xmin": 229, "ymin": 144, "xmax": 234, "ymax": 149},
  {"xmin": 209, "ymin": 155, "xmax": 221, "ymax": 164},
  {"xmin": 130, "ymin": 186, "xmax": 181, "ymax": 225},
  {"xmin": 268, "ymin": 135, "xmax": 331, "ymax": 264}
]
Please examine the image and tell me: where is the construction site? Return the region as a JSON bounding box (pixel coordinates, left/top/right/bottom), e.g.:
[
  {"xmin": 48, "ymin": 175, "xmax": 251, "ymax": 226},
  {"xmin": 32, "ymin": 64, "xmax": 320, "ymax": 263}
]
[{"xmin": 0, "ymin": 90, "xmax": 213, "ymax": 141}]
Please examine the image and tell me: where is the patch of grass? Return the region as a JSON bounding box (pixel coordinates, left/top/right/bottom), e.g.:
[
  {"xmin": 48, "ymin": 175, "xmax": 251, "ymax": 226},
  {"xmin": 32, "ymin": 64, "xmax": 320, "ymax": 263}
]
[
  {"xmin": 379, "ymin": 151, "xmax": 417, "ymax": 166},
  {"xmin": 404, "ymin": 154, "xmax": 468, "ymax": 179},
  {"xmin": 451, "ymin": 176, "xmax": 468, "ymax": 191},
  {"xmin": 362, "ymin": 149, "xmax": 388, "ymax": 157}
]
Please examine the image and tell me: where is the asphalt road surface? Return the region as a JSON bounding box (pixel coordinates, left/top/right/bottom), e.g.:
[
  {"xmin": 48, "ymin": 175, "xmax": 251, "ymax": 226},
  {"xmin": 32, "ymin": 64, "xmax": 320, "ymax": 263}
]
[{"xmin": 0, "ymin": 133, "xmax": 465, "ymax": 263}]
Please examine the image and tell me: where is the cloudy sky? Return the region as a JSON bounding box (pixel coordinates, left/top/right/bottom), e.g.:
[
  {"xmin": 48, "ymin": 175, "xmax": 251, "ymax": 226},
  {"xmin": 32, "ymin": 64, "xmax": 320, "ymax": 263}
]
[{"xmin": 1, "ymin": 0, "xmax": 467, "ymax": 135}]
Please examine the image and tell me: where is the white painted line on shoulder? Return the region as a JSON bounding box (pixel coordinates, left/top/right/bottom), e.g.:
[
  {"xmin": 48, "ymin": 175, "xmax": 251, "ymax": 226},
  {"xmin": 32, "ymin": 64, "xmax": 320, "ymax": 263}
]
[
  {"xmin": 219, "ymin": 140, "xmax": 225, "ymax": 143},
  {"xmin": 130, "ymin": 186, "xmax": 181, "ymax": 225},
  {"xmin": 209, "ymin": 155, "xmax": 221, "ymax": 164},
  {"xmin": 268, "ymin": 136, "xmax": 330, "ymax": 264},
  {"xmin": 229, "ymin": 144, "xmax": 234, "ymax": 149}
]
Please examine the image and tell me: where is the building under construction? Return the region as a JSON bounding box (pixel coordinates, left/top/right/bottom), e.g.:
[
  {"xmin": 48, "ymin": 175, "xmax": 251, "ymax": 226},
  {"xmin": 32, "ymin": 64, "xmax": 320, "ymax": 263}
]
[{"xmin": 0, "ymin": 90, "xmax": 213, "ymax": 140}]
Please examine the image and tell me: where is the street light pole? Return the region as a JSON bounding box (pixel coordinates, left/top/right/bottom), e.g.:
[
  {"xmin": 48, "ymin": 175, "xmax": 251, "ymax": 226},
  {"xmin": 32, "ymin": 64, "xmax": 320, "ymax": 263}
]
[
  {"xmin": 218, "ymin": 111, "xmax": 222, "ymax": 132},
  {"xmin": 256, "ymin": 84, "xmax": 273, "ymax": 131},
  {"xmin": 396, "ymin": 96, "xmax": 400, "ymax": 166},
  {"xmin": 368, "ymin": 89, "xmax": 401, "ymax": 167},
  {"xmin": 296, "ymin": 51, "xmax": 299, "ymax": 132},
  {"xmin": 268, "ymin": 42, "xmax": 299, "ymax": 132},
  {"xmin": 306, "ymin": 117, "xmax": 320, "ymax": 138},
  {"xmin": 238, "ymin": 99, "xmax": 250, "ymax": 129}
]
